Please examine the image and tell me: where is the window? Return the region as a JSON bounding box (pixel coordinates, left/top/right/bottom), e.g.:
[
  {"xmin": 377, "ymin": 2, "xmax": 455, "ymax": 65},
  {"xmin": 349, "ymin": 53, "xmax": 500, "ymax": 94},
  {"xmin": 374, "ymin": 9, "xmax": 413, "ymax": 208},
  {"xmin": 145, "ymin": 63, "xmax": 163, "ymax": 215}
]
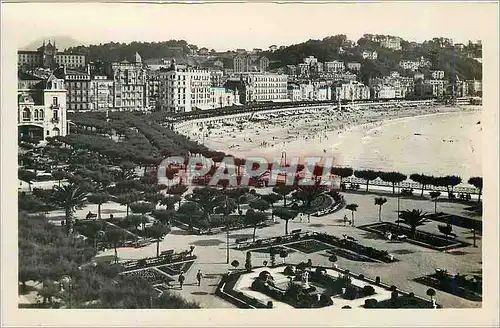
[
  {"xmin": 52, "ymin": 97, "xmax": 58, "ymax": 105},
  {"xmin": 53, "ymin": 110, "xmax": 59, "ymax": 120},
  {"xmin": 47, "ymin": 130, "xmax": 50, "ymax": 136},
  {"xmin": 22, "ymin": 107, "xmax": 31, "ymax": 121}
]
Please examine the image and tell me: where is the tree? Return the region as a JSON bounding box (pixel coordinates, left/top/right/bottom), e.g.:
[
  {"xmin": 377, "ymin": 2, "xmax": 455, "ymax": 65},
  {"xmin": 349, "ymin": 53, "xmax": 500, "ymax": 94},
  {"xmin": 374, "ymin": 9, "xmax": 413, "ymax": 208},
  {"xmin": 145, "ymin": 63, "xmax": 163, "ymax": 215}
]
[
  {"xmin": 429, "ymin": 191, "xmax": 441, "ymax": 214},
  {"xmin": 18, "ymin": 169, "xmax": 36, "ymax": 192},
  {"xmin": 410, "ymin": 174, "xmax": 434, "ymax": 197},
  {"xmin": 146, "ymin": 222, "xmax": 170, "ymax": 257},
  {"xmin": 129, "ymin": 201, "xmax": 154, "ymax": 233},
  {"xmin": 328, "ymin": 254, "xmax": 338, "ymax": 268},
  {"xmin": 396, "ymin": 209, "xmax": 428, "ymax": 237},
  {"xmin": 125, "ymin": 214, "xmax": 145, "ymax": 235},
  {"xmin": 374, "ymin": 197, "xmax": 387, "ymax": 222},
  {"xmin": 272, "ymin": 185, "xmax": 295, "ymax": 207},
  {"xmin": 188, "ymin": 187, "xmax": 222, "ymax": 232},
  {"xmin": 260, "ymin": 193, "xmax": 281, "ymax": 222},
  {"xmin": 166, "ymin": 184, "xmax": 188, "ymax": 207},
  {"xmin": 87, "ymin": 193, "xmax": 110, "ymax": 220},
  {"xmin": 468, "ymin": 177, "xmax": 483, "ymax": 203},
  {"xmin": 177, "ymin": 201, "xmax": 203, "ymax": 230},
  {"xmin": 293, "ymin": 183, "xmax": 327, "ymax": 221},
  {"xmin": 104, "ymin": 228, "xmax": 126, "ymax": 264},
  {"xmin": 116, "ymin": 192, "xmax": 142, "ymax": 216},
  {"xmin": 151, "ymin": 209, "xmax": 175, "ymax": 226},
  {"xmin": 144, "ymin": 192, "xmax": 164, "ymax": 210},
  {"xmin": 246, "ymin": 209, "xmax": 268, "ymax": 242},
  {"xmin": 354, "ymin": 170, "xmax": 379, "ymax": 192},
  {"xmin": 379, "ymin": 172, "xmax": 407, "ymax": 194},
  {"xmin": 118, "ymin": 161, "xmax": 137, "ymax": 180},
  {"xmin": 52, "ymin": 183, "xmax": 88, "ymax": 233},
  {"xmin": 331, "ymin": 167, "xmax": 354, "ymax": 183},
  {"xmin": 51, "ymin": 170, "xmax": 67, "ymax": 187},
  {"xmin": 442, "ymin": 175, "xmax": 462, "ymax": 195},
  {"xmin": 426, "ymin": 288, "xmax": 436, "ymax": 302},
  {"xmin": 438, "ymin": 224, "xmax": 454, "ymax": 239},
  {"xmin": 345, "ymin": 203, "xmax": 358, "ymax": 226},
  {"xmin": 223, "ymin": 187, "xmax": 249, "ymax": 212},
  {"xmin": 249, "ymin": 199, "xmax": 270, "ymax": 213},
  {"xmin": 273, "ymin": 207, "xmax": 298, "ymax": 235},
  {"xmin": 160, "ymin": 195, "xmax": 180, "ymax": 210}
]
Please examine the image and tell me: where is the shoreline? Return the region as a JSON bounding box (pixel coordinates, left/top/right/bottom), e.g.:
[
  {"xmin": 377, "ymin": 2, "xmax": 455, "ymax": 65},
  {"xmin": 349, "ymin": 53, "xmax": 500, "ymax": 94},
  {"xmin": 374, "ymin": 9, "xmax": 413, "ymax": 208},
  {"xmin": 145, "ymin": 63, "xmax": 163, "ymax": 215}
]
[{"xmin": 180, "ymin": 105, "xmax": 481, "ymax": 164}]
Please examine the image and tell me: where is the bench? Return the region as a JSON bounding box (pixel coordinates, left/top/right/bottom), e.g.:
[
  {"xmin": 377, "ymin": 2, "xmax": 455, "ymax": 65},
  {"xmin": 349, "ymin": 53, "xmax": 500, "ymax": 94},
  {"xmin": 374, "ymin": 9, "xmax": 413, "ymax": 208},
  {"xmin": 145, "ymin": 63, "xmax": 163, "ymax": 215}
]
[
  {"xmin": 291, "ymin": 229, "xmax": 302, "ymax": 234},
  {"xmin": 235, "ymin": 237, "xmax": 249, "ymax": 244},
  {"xmin": 161, "ymin": 249, "xmax": 175, "ymax": 256}
]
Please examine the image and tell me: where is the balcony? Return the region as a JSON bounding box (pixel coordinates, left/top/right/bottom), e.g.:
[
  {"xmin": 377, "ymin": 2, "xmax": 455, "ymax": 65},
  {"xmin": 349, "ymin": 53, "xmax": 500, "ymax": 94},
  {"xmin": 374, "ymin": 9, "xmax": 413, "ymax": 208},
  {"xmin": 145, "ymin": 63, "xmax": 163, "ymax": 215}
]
[
  {"xmin": 51, "ymin": 104, "xmax": 60, "ymax": 109},
  {"xmin": 51, "ymin": 118, "xmax": 60, "ymax": 124}
]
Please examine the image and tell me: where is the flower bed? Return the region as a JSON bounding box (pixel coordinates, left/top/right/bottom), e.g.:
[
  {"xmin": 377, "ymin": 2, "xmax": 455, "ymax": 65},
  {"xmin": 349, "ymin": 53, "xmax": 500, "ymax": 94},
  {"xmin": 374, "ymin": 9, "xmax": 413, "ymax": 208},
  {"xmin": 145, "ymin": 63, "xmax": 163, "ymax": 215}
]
[
  {"xmin": 357, "ymin": 222, "xmax": 470, "ymax": 251},
  {"xmin": 326, "ymin": 247, "xmax": 378, "ymax": 263},
  {"xmin": 285, "ymin": 239, "xmax": 333, "ymax": 254},
  {"xmin": 368, "ymin": 294, "xmax": 439, "ymax": 308},
  {"xmin": 121, "ymin": 254, "xmax": 197, "ymax": 271},
  {"xmin": 251, "ymin": 246, "xmax": 296, "ymax": 254},
  {"xmin": 121, "ymin": 268, "xmax": 173, "ymax": 285},
  {"xmin": 155, "ymin": 260, "xmax": 196, "ymax": 276},
  {"xmin": 414, "ymin": 271, "xmax": 482, "ymax": 301},
  {"xmin": 425, "ymin": 213, "xmax": 482, "ymax": 232},
  {"xmin": 215, "ymin": 273, "xmax": 269, "ymax": 309}
]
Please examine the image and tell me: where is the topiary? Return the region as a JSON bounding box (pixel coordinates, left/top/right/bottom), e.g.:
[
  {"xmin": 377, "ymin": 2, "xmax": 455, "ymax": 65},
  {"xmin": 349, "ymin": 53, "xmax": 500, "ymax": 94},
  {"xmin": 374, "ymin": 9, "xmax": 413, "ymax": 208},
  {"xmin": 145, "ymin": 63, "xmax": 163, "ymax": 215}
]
[
  {"xmin": 362, "ymin": 285, "xmax": 376, "ymax": 296},
  {"xmin": 283, "ymin": 265, "xmax": 295, "ymax": 275}
]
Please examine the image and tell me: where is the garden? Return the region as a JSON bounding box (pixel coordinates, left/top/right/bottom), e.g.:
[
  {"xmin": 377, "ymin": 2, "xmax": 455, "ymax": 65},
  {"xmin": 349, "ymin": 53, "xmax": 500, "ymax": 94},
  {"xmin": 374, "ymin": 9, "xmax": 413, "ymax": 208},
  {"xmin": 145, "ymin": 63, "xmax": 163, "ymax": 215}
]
[
  {"xmin": 414, "ymin": 269, "xmax": 482, "ymax": 302},
  {"xmin": 425, "ymin": 212, "xmax": 482, "ymax": 232}
]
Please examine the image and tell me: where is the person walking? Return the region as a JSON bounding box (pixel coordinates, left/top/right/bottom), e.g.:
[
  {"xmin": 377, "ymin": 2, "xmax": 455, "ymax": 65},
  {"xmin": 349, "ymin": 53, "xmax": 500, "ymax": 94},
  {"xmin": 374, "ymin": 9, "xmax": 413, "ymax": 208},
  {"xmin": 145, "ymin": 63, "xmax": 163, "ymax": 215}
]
[
  {"xmin": 178, "ymin": 271, "xmax": 185, "ymax": 290},
  {"xmin": 343, "ymin": 214, "xmax": 348, "ymax": 226},
  {"xmin": 196, "ymin": 269, "xmax": 203, "ymax": 287}
]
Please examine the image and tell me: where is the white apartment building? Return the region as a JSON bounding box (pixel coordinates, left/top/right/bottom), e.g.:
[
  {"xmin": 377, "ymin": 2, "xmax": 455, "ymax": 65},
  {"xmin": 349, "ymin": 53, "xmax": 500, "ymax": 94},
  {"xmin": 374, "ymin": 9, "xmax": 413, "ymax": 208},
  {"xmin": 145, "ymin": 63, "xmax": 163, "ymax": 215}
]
[
  {"xmin": 303, "ymin": 56, "xmax": 318, "ymax": 66},
  {"xmin": 297, "ymin": 63, "xmax": 309, "ymax": 76},
  {"xmin": 324, "ymin": 61, "xmax": 345, "ymax": 73},
  {"xmin": 18, "ymin": 73, "xmax": 69, "ymax": 141},
  {"xmin": 316, "ymin": 87, "xmax": 332, "ymax": 101},
  {"xmin": 347, "ymin": 62, "xmax": 361, "ymax": 72},
  {"xmin": 159, "ymin": 61, "xmax": 212, "ymax": 112},
  {"xmin": 333, "ymin": 81, "xmax": 370, "ymax": 101},
  {"xmin": 380, "ymin": 36, "xmax": 402, "ymax": 51},
  {"xmin": 362, "ymin": 50, "xmax": 378, "ymax": 60},
  {"xmin": 90, "ymin": 76, "xmax": 114, "ymax": 110},
  {"xmin": 245, "ymin": 73, "xmax": 288, "ymax": 102},
  {"xmin": 287, "ymin": 84, "xmax": 302, "ymax": 102},
  {"xmin": 210, "ymin": 87, "xmax": 235, "ymax": 108},
  {"xmin": 399, "ymin": 60, "xmax": 420, "ymax": 71}
]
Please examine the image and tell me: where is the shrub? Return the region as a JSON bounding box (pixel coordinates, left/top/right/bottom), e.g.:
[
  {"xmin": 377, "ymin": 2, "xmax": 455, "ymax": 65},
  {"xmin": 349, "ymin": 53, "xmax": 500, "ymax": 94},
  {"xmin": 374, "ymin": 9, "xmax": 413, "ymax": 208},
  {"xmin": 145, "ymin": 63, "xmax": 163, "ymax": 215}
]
[
  {"xmin": 363, "ymin": 285, "xmax": 376, "ymax": 296},
  {"xmin": 343, "ymin": 285, "xmax": 358, "ymax": 300},
  {"xmin": 283, "ymin": 265, "xmax": 295, "ymax": 275},
  {"xmin": 364, "ymin": 298, "xmax": 378, "ymax": 308},
  {"xmin": 358, "ymin": 274, "xmax": 365, "ymax": 280},
  {"xmin": 266, "ymin": 301, "xmax": 273, "ymax": 308},
  {"xmin": 319, "ymin": 294, "xmax": 334, "ymax": 307},
  {"xmin": 390, "ymin": 285, "xmax": 398, "ymax": 292},
  {"xmin": 251, "ymin": 279, "xmax": 267, "ymax": 292}
]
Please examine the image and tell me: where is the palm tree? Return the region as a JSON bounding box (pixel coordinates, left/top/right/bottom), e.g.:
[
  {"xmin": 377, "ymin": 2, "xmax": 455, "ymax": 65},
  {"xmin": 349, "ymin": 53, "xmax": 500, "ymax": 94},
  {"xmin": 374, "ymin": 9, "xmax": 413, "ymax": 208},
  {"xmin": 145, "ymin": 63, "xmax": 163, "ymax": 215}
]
[
  {"xmin": 429, "ymin": 191, "xmax": 441, "ymax": 214},
  {"xmin": 396, "ymin": 209, "xmax": 428, "ymax": 237},
  {"xmin": 468, "ymin": 177, "xmax": 483, "ymax": 203},
  {"xmin": 345, "ymin": 203, "xmax": 358, "ymax": 226},
  {"xmin": 273, "ymin": 207, "xmax": 298, "ymax": 235},
  {"xmin": 177, "ymin": 201, "xmax": 202, "ymax": 230},
  {"xmin": 293, "ymin": 183, "xmax": 327, "ymax": 221},
  {"xmin": 52, "ymin": 183, "xmax": 88, "ymax": 233},
  {"xmin": 374, "ymin": 197, "xmax": 387, "ymax": 222}
]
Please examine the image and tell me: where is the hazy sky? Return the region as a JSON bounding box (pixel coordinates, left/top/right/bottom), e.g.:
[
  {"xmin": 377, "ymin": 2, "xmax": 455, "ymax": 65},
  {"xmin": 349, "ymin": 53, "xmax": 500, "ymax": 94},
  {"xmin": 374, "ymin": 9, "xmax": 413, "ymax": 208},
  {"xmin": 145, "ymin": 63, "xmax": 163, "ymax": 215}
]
[{"xmin": 2, "ymin": 2, "xmax": 494, "ymax": 51}]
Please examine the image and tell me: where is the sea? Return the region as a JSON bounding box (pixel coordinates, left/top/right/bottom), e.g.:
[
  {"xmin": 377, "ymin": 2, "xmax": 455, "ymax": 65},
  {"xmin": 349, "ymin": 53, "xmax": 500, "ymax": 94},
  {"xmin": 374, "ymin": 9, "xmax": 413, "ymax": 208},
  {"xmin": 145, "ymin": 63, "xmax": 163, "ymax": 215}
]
[{"xmin": 332, "ymin": 110, "xmax": 482, "ymax": 181}]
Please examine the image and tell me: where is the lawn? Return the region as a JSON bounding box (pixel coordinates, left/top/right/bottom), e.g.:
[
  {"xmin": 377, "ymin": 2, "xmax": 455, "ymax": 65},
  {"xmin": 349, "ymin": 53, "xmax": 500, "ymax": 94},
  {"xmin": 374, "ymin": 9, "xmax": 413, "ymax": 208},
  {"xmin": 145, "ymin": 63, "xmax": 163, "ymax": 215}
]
[{"xmin": 285, "ymin": 239, "xmax": 332, "ymax": 254}]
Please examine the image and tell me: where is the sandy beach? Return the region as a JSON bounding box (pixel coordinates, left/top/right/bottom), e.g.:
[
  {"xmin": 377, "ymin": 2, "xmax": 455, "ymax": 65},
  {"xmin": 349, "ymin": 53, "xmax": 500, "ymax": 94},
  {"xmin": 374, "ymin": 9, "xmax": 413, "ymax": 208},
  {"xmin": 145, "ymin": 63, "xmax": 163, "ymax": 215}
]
[{"xmin": 178, "ymin": 105, "xmax": 481, "ymax": 172}]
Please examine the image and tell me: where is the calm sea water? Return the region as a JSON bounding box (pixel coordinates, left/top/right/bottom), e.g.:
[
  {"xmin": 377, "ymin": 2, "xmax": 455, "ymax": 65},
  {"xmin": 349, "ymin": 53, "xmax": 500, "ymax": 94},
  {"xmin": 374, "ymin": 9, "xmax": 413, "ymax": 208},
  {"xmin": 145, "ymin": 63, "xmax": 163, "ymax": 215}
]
[{"xmin": 333, "ymin": 110, "xmax": 482, "ymax": 180}]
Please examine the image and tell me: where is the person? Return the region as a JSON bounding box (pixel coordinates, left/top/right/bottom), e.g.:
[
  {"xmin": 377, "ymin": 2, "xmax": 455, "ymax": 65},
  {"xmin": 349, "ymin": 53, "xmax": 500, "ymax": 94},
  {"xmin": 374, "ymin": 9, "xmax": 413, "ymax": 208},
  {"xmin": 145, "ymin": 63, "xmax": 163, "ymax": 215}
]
[
  {"xmin": 196, "ymin": 269, "xmax": 203, "ymax": 286},
  {"xmin": 178, "ymin": 271, "xmax": 185, "ymax": 290},
  {"xmin": 343, "ymin": 214, "xmax": 348, "ymax": 226}
]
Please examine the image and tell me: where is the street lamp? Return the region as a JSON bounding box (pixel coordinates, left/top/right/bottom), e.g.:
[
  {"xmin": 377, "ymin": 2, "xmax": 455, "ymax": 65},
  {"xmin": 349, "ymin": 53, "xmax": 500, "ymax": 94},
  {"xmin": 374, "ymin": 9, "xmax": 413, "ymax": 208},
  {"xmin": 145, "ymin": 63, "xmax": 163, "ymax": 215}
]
[
  {"xmin": 60, "ymin": 275, "xmax": 73, "ymax": 309},
  {"xmin": 471, "ymin": 229, "xmax": 477, "ymax": 247}
]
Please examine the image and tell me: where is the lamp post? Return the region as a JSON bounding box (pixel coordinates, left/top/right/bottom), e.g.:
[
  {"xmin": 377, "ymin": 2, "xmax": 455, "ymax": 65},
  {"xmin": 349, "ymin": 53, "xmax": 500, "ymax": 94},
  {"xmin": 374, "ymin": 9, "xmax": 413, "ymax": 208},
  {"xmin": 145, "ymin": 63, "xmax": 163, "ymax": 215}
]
[
  {"xmin": 60, "ymin": 275, "xmax": 73, "ymax": 309},
  {"xmin": 471, "ymin": 229, "xmax": 477, "ymax": 247}
]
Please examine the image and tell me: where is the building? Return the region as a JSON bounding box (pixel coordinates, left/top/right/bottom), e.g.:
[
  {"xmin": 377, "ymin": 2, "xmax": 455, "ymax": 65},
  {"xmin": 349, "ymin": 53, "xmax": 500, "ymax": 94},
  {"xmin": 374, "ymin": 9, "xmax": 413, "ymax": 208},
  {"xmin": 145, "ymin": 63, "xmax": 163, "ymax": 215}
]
[
  {"xmin": 379, "ymin": 36, "xmax": 402, "ymax": 51},
  {"xmin": 213, "ymin": 59, "xmax": 224, "ymax": 69},
  {"xmin": 415, "ymin": 79, "xmax": 447, "ymax": 98},
  {"xmin": 18, "ymin": 72, "xmax": 69, "ymax": 141},
  {"xmin": 399, "ymin": 60, "xmax": 420, "ymax": 71},
  {"xmin": 347, "ymin": 62, "xmax": 361, "ymax": 72},
  {"xmin": 466, "ymin": 79, "xmax": 482, "ymax": 96},
  {"xmin": 52, "ymin": 66, "xmax": 91, "ymax": 111},
  {"xmin": 158, "ymin": 60, "xmax": 212, "ymax": 112},
  {"xmin": 333, "ymin": 81, "xmax": 370, "ymax": 101},
  {"xmin": 146, "ymin": 70, "xmax": 161, "ymax": 110},
  {"xmin": 18, "ymin": 40, "xmax": 85, "ymax": 69},
  {"xmin": 233, "ymin": 54, "xmax": 269, "ymax": 73},
  {"xmin": 297, "ymin": 63, "xmax": 309, "ymax": 77},
  {"xmin": 90, "ymin": 75, "xmax": 114, "ymax": 111},
  {"xmin": 316, "ymin": 86, "xmax": 332, "ymax": 101},
  {"xmin": 105, "ymin": 52, "xmax": 148, "ymax": 111},
  {"xmin": 287, "ymin": 84, "xmax": 302, "ymax": 102},
  {"xmin": 324, "ymin": 61, "xmax": 345, "ymax": 73},
  {"xmin": 224, "ymin": 72, "xmax": 288, "ymax": 104},
  {"xmin": 286, "ymin": 65, "xmax": 297, "ymax": 77},
  {"xmin": 431, "ymin": 70, "xmax": 445, "ymax": 80},
  {"xmin": 269, "ymin": 45, "xmax": 278, "ymax": 52},
  {"xmin": 374, "ymin": 85, "xmax": 397, "ymax": 99},
  {"xmin": 210, "ymin": 70, "xmax": 225, "ymax": 87},
  {"xmin": 414, "ymin": 72, "xmax": 425, "ymax": 81},
  {"xmin": 362, "ymin": 50, "xmax": 378, "ymax": 60},
  {"xmin": 210, "ymin": 87, "xmax": 235, "ymax": 108},
  {"xmin": 303, "ymin": 56, "xmax": 318, "ymax": 66}
]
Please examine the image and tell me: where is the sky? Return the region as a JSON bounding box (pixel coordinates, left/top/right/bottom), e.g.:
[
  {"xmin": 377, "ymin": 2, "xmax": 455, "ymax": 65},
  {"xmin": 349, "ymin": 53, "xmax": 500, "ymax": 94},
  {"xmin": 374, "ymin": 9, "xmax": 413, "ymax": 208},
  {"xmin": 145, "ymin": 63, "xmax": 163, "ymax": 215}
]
[{"xmin": 2, "ymin": 2, "xmax": 494, "ymax": 51}]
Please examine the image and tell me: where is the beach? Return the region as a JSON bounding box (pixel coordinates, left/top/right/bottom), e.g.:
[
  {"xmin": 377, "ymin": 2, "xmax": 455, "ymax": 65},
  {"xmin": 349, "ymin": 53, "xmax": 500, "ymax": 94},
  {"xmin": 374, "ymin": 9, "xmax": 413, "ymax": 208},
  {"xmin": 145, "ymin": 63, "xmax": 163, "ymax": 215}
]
[{"xmin": 178, "ymin": 104, "xmax": 482, "ymax": 180}]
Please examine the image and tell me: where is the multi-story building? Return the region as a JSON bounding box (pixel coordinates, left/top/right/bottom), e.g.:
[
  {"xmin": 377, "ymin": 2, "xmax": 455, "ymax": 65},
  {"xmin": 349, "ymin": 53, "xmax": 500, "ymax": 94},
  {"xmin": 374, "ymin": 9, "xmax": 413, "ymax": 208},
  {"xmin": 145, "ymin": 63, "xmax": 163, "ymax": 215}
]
[
  {"xmin": 362, "ymin": 50, "xmax": 378, "ymax": 60},
  {"xmin": 297, "ymin": 63, "xmax": 309, "ymax": 77},
  {"xmin": 399, "ymin": 60, "xmax": 420, "ymax": 71},
  {"xmin": 158, "ymin": 60, "xmax": 212, "ymax": 112},
  {"xmin": 333, "ymin": 81, "xmax": 370, "ymax": 101},
  {"xmin": 53, "ymin": 66, "xmax": 91, "ymax": 111},
  {"xmin": 431, "ymin": 70, "xmax": 445, "ymax": 79},
  {"xmin": 414, "ymin": 72, "xmax": 425, "ymax": 81},
  {"xmin": 415, "ymin": 79, "xmax": 447, "ymax": 98},
  {"xmin": 287, "ymin": 65, "xmax": 297, "ymax": 77},
  {"xmin": 316, "ymin": 86, "xmax": 332, "ymax": 101},
  {"xmin": 287, "ymin": 84, "xmax": 302, "ymax": 102},
  {"xmin": 374, "ymin": 85, "xmax": 397, "ymax": 99},
  {"xmin": 18, "ymin": 40, "xmax": 85, "ymax": 69},
  {"xmin": 210, "ymin": 70, "xmax": 225, "ymax": 87},
  {"xmin": 379, "ymin": 36, "xmax": 402, "ymax": 51},
  {"xmin": 105, "ymin": 52, "xmax": 148, "ymax": 111},
  {"xmin": 90, "ymin": 75, "xmax": 114, "ymax": 111},
  {"xmin": 269, "ymin": 45, "xmax": 278, "ymax": 52},
  {"xmin": 233, "ymin": 54, "xmax": 269, "ymax": 73},
  {"xmin": 319, "ymin": 72, "xmax": 357, "ymax": 82},
  {"xmin": 347, "ymin": 62, "xmax": 361, "ymax": 72},
  {"xmin": 210, "ymin": 87, "xmax": 235, "ymax": 108},
  {"xmin": 303, "ymin": 56, "xmax": 318, "ymax": 66},
  {"xmin": 324, "ymin": 61, "xmax": 345, "ymax": 73},
  {"xmin": 224, "ymin": 72, "xmax": 288, "ymax": 104},
  {"xmin": 146, "ymin": 70, "xmax": 161, "ymax": 110},
  {"xmin": 18, "ymin": 72, "xmax": 69, "ymax": 141}
]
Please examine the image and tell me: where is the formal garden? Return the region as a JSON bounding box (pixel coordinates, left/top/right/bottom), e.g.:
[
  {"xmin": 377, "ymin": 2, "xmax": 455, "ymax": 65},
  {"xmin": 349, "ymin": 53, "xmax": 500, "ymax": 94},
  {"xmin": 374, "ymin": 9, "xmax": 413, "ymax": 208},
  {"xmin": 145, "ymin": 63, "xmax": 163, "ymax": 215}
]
[{"xmin": 414, "ymin": 269, "xmax": 482, "ymax": 302}]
